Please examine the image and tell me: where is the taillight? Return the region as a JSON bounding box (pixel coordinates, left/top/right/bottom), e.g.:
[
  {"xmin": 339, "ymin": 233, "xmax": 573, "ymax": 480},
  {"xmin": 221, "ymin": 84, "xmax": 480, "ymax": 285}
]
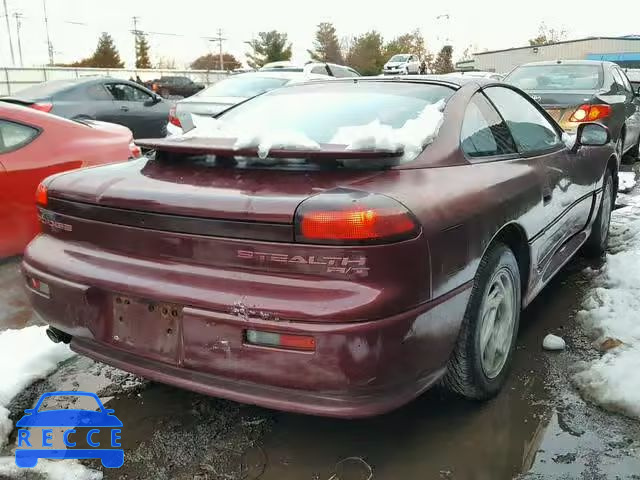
[
  {"xmin": 35, "ymin": 182, "xmax": 48, "ymax": 207},
  {"xmin": 245, "ymin": 330, "xmax": 316, "ymax": 352},
  {"xmin": 129, "ymin": 141, "xmax": 142, "ymax": 158},
  {"xmin": 569, "ymin": 104, "xmax": 611, "ymax": 123},
  {"xmin": 295, "ymin": 190, "xmax": 419, "ymax": 245},
  {"xmin": 168, "ymin": 105, "xmax": 181, "ymax": 127},
  {"xmin": 30, "ymin": 102, "xmax": 53, "ymax": 113}
]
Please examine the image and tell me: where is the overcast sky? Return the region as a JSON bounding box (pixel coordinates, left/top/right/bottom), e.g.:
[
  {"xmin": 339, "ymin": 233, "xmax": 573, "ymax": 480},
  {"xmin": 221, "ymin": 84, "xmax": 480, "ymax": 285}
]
[{"xmin": 1, "ymin": 0, "xmax": 638, "ymax": 69}]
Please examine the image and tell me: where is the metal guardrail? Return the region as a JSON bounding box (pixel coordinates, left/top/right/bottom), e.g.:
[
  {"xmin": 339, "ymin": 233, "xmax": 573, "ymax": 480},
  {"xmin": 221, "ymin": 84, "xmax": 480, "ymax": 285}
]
[{"xmin": 0, "ymin": 67, "xmax": 231, "ymax": 96}]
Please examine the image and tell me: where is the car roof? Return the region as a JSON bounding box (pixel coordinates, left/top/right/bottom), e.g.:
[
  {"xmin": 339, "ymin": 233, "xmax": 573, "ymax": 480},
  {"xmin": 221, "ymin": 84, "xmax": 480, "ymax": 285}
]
[
  {"xmin": 272, "ymin": 75, "xmax": 486, "ymax": 90},
  {"xmin": 516, "ymin": 60, "xmax": 615, "ymax": 67},
  {"xmin": 230, "ymin": 71, "xmax": 327, "ymax": 81}
]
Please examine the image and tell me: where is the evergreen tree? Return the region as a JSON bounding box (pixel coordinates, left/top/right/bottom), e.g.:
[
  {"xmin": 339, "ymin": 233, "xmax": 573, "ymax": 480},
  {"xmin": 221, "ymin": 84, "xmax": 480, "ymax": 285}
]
[
  {"xmin": 245, "ymin": 31, "xmax": 292, "ymax": 69},
  {"xmin": 433, "ymin": 45, "xmax": 454, "ymax": 74},
  {"xmin": 90, "ymin": 33, "xmax": 124, "ymax": 68},
  {"xmin": 135, "ymin": 33, "xmax": 152, "ymax": 69},
  {"xmin": 191, "ymin": 53, "xmax": 241, "ymax": 71},
  {"xmin": 308, "ymin": 22, "xmax": 343, "ymax": 64}
]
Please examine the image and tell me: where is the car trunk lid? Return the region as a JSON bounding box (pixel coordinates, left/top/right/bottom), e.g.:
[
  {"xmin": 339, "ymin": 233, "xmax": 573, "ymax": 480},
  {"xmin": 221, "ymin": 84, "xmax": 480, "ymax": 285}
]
[{"xmin": 524, "ymin": 89, "xmax": 601, "ymax": 124}]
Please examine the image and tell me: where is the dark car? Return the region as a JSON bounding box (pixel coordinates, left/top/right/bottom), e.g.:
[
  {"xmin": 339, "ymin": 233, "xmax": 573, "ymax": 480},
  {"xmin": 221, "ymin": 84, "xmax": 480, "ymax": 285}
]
[
  {"xmin": 505, "ymin": 60, "xmax": 640, "ymax": 162},
  {"xmin": 0, "ymin": 77, "xmax": 169, "ymax": 138},
  {"xmin": 25, "ymin": 77, "xmax": 616, "ymax": 418},
  {"xmin": 146, "ymin": 76, "xmax": 205, "ymax": 98}
]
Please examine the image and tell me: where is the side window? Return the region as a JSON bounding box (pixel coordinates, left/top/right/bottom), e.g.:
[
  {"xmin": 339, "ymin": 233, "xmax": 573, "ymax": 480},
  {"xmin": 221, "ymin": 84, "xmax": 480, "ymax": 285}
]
[
  {"xmin": 484, "ymin": 86, "xmax": 563, "ymax": 154},
  {"xmin": 330, "ymin": 66, "xmax": 352, "ymax": 78},
  {"xmin": 105, "ymin": 84, "xmax": 152, "ymax": 102},
  {"xmin": 0, "ymin": 120, "xmax": 40, "ymax": 153},
  {"xmin": 615, "ymin": 69, "xmax": 633, "ymax": 93},
  {"xmin": 311, "ymin": 65, "xmax": 329, "ymax": 75},
  {"xmin": 86, "ymin": 84, "xmax": 111, "ymax": 100},
  {"xmin": 461, "ymin": 93, "xmax": 517, "ymax": 158}
]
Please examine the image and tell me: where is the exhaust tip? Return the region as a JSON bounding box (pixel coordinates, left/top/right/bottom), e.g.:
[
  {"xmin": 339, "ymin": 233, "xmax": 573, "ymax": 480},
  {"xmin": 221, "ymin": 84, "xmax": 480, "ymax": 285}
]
[{"xmin": 46, "ymin": 327, "xmax": 72, "ymax": 345}]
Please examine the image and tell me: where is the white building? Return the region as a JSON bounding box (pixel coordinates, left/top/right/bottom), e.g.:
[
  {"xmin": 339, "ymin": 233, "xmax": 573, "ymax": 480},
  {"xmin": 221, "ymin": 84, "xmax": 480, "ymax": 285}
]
[{"xmin": 464, "ymin": 36, "xmax": 640, "ymax": 74}]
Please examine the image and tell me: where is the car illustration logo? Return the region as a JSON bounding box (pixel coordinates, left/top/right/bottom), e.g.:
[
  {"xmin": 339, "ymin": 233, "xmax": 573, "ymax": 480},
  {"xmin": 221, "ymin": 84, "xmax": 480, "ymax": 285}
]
[
  {"xmin": 532, "ymin": 95, "xmax": 542, "ymax": 102},
  {"xmin": 15, "ymin": 391, "xmax": 124, "ymax": 468}
]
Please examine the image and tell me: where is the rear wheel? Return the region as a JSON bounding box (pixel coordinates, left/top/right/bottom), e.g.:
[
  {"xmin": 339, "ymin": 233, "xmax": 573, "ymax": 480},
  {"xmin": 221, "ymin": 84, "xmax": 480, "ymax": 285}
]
[
  {"xmin": 626, "ymin": 133, "xmax": 640, "ymax": 162},
  {"xmin": 584, "ymin": 170, "xmax": 614, "ymax": 257},
  {"xmin": 443, "ymin": 243, "xmax": 521, "ymax": 399}
]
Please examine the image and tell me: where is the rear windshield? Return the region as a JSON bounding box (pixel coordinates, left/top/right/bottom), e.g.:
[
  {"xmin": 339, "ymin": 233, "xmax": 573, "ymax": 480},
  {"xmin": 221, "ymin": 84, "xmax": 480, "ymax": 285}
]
[
  {"xmin": 389, "ymin": 55, "xmax": 410, "ymax": 62},
  {"xmin": 506, "ymin": 64, "xmax": 603, "ymax": 90},
  {"xmin": 198, "ymin": 76, "xmax": 289, "ymax": 98},
  {"xmin": 219, "ymin": 82, "xmax": 453, "ymax": 145},
  {"xmin": 13, "ymin": 79, "xmax": 79, "ymax": 99}
]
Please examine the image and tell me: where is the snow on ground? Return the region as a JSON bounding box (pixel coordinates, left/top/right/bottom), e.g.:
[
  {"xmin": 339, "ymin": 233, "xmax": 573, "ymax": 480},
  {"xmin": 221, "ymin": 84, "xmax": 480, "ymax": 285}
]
[
  {"xmin": 618, "ymin": 171, "xmax": 637, "ymax": 193},
  {"xmin": 0, "ymin": 326, "xmax": 74, "ymax": 448},
  {"xmin": 573, "ymin": 187, "xmax": 640, "ymax": 419},
  {"xmin": 0, "ymin": 457, "xmax": 102, "ymax": 480}
]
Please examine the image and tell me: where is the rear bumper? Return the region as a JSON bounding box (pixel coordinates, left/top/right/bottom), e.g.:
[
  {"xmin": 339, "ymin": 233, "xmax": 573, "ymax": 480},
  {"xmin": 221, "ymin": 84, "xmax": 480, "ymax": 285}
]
[{"xmin": 22, "ymin": 249, "xmax": 471, "ymax": 418}]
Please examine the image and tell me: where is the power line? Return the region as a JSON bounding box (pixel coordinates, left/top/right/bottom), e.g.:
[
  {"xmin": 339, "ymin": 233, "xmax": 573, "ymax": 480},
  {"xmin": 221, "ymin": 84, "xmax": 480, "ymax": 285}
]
[
  {"xmin": 207, "ymin": 28, "xmax": 226, "ymax": 70},
  {"xmin": 2, "ymin": 0, "xmax": 15, "ymax": 65},
  {"xmin": 42, "ymin": 0, "xmax": 54, "ymax": 65},
  {"xmin": 14, "ymin": 11, "xmax": 22, "ymax": 66},
  {"xmin": 132, "ymin": 15, "xmax": 140, "ymax": 67}
]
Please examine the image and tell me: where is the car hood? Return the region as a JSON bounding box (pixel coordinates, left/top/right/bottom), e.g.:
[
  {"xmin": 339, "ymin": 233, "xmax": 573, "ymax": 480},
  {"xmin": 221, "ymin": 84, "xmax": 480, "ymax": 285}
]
[
  {"xmin": 385, "ymin": 62, "xmax": 406, "ymax": 68},
  {"xmin": 16, "ymin": 410, "xmax": 123, "ymax": 427}
]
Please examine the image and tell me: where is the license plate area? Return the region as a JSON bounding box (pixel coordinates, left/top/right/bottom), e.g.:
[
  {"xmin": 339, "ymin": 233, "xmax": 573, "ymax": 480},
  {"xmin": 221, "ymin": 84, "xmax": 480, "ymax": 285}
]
[{"xmin": 110, "ymin": 295, "xmax": 182, "ymax": 364}]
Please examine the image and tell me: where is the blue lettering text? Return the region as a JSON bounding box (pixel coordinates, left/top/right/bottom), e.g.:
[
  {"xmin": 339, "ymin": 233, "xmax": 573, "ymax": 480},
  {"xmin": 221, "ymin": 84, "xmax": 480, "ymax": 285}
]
[
  {"xmin": 17, "ymin": 430, "xmax": 31, "ymax": 447},
  {"xmin": 42, "ymin": 429, "xmax": 53, "ymax": 447},
  {"xmin": 87, "ymin": 429, "xmax": 100, "ymax": 447},
  {"xmin": 63, "ymin": 429, "xmax": 76, "ymax": 447},
  {"xmin": 111, "ymin": 429, "xmax": 121, "ymax": 448}
]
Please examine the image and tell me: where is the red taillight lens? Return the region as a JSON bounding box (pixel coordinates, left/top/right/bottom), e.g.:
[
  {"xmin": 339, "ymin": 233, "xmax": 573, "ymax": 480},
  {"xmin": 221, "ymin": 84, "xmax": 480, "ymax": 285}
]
[
  {"xmin": 569, "ymin": 104, "xmax": 611, "ymax": 123},
  {"xmin": 129, "ymin": 142, "xmax": 142, "ymax": 158},
  {"xmin": 245, "ymin": 330, "xmax": 316, "ymax": 351},
  {"xmin": 35, "ymin": 182, "xmax": 48, "ymax": 207},
  {"xmin": 295, "ymin": 191, "xmax": 419, "ymax": 244},
  {"xmin": 168, "ymin": 105, "xmax": 181, "ymax": 127},
  {"xmin": 30, "ymin": 102, "xmax": 53, "ymax": 113}
]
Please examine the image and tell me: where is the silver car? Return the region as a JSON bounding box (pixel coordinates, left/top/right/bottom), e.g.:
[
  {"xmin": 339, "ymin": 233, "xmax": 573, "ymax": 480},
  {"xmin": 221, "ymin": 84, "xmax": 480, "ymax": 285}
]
[{"xmin": 169, "ymin": 71, "xmax": 327, "ymax": 129}]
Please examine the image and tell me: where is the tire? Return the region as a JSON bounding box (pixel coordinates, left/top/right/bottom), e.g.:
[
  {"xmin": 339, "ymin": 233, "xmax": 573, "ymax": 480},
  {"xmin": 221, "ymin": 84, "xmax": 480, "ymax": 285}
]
[
  {"xmin": 626, "ymin": 133, "xmax": 640, "ymax": 162},
  {"xmin": 443, "ymin": 243, "xmax": 521, "ymax": 400},
  {"xmin": 584, "ymin": 170, "xmax": 614, "ymax": 257}
]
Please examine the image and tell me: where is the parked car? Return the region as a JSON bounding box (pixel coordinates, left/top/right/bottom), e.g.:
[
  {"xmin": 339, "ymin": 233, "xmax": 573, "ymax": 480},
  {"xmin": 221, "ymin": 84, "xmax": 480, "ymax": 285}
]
[
  {"xmin": 1, "ymin": 77, "xmax": 169, "ymax": 139},
  {"xmin": 383, "ymin": 54, "xmax": 421, "ymax": 75},
  {"xmin": 25, "ymin": 77, "xmax": 616, "ymax": 418},
  {"xmin": 625, "ymin": 68, "xmax": 640, "ymax": 94},
  {"xmin": 259, "ymin": 61, "xmax": 360, "ymax": 78},
  {"xmin": 444, "ymin": 71, "xmax": 504, "ymax": 81},
  {"xmin": 0, "ymin": 101, "xmax": 138, "ymax": 258},
  {"xmin": 505, "ymin": 60, "xmax": 640, "ymax": 162},
  {"xmin": 169, "ymin": 71, "xmax": 329, "ymax": 129},
  {"xmin": 145, "ymin": 76, "xmax": 205, "ymax": 99}
]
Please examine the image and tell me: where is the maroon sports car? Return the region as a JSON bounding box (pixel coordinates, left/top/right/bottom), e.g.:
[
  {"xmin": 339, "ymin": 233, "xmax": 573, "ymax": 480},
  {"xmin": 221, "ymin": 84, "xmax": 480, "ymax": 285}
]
[{"xmin": 23, "ymin": 77, "xmax": 616, "ymax": 418}]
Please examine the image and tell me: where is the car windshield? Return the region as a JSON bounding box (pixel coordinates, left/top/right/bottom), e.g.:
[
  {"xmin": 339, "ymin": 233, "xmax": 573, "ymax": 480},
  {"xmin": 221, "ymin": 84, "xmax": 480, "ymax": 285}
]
[
  {"xmin": 389, "ymin": 55, "xmax": 410, "ymax": 62},
  {"xmin": 197, "ymin": 76, "xmax": 290, "ymax": 98},
  {"xmin": 219, "ymin": 82, "xmax": 453, "ymax": 145},
  {"xmin": 506, "ymin": 64, "xmax": 603, "ymax": 90}
]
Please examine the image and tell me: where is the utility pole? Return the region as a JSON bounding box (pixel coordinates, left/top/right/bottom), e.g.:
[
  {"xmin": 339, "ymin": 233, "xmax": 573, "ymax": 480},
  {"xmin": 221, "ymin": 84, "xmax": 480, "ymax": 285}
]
[
  {"xmin": 132, "ymin": 16, "xmax": 140, "ymax": 68},
  {"xmin": 42, "ymin": 0, "xmax": 54, "ymax": 65},
  {"xmin": 2, "ymin": 0, "xmax": 15, "ymax": 65},
  {"xmin": 208, "ymin": 29, "xmax": 226, "ymax": 71},
  {"xmin": 13, "ymin": 12, "xmax": 22, "ymax": 66}
]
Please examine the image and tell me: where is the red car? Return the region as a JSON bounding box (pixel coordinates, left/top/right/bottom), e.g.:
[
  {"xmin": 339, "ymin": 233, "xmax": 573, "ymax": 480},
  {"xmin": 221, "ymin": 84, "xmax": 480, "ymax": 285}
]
[
  {"xmin": 23, "ymin": 78, "xmax": 616, "ymax": 418},
  {"xmin": 0, "ymin": 102, "xmax": 139, "ymax": 258}
]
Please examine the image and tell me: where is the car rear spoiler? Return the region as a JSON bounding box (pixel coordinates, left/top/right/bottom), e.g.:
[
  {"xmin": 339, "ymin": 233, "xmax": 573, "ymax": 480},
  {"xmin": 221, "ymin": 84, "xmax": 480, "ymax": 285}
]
[{"xmin": 135, "ymin": 137, "xmax": 404, "ymax": 160}]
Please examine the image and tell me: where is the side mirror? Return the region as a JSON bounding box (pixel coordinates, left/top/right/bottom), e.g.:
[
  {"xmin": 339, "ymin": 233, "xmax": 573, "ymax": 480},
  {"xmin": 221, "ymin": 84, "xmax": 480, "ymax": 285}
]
[
  {"xmin": 144, "ymin": 95, "xmax": 162, "ymax": 107},
  {"xmin": 575, "ymin": 123, "xmax": 610, "ymax": 150}
]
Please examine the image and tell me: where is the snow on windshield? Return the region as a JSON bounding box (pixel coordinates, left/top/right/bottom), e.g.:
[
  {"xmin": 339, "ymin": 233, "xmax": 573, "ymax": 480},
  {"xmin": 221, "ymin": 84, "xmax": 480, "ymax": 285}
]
[
  {"xmin": 330, "ymin": 99, "xmax": 445, "ymax": 162},
  {"xmin": 176, "ymin": 89, "xmax": 448, "ymax": 164}
]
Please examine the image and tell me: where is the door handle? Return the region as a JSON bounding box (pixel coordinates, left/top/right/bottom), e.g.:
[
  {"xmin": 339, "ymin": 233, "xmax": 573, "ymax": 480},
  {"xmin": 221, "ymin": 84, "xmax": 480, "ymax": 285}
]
[{"xmin": 120, "ymin": 105, "xmax": 129, "ymax": 112}]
